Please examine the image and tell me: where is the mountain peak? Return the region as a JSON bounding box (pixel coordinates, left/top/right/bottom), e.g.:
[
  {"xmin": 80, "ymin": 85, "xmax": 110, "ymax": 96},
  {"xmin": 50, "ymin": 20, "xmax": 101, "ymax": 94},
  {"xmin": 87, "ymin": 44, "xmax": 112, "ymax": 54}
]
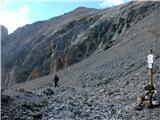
[{"xmin": 73, "ymin": 6, "xmax": 97, "ymax": 12}]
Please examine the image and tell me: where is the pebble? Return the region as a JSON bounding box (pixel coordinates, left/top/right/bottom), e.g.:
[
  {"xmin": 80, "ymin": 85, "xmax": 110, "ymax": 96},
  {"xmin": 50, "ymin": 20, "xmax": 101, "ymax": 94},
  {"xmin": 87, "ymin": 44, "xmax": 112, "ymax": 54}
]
[
  {"xmin": 2, "ymin": 116, "xmax": 9, "ymax": 119},
  {"xmin": 143, "ymin": 101, "xmax": 153, "ymax": 108},
  {"xmin": 32, "ymin": 112, "xmax": 43, "ymax": 119},
  {"xmin": 133, "ymin": 104, "xmax": 143, "ymax": 111},
  {"xmin": 43, "ymin": 88, "xmax": 54, "ymax": 96},
  {"xmin": 152, "ymin": 101, "xmax": 160, "ymax": 106}
]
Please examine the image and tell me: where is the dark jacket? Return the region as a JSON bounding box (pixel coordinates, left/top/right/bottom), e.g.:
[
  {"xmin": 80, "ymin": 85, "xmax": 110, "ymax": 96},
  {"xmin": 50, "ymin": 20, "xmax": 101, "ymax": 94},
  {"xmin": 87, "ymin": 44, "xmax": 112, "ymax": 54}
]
[{"xmin": 54, "ymin": 76, "xmax": 59, "ymax": 82}]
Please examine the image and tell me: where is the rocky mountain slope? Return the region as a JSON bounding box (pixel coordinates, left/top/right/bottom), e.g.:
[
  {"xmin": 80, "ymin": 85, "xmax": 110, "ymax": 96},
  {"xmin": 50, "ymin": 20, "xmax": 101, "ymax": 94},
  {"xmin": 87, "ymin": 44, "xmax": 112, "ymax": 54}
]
[
  {"xmin": 1, "ymin": 1, "xmax": 160, "ymax": 120},
  {"xmin": 1, "ymin": 7, "xmax": 99, "ymax": 87},
  {"xmin": 2, "ymin": 1, "xmax": 159, "ymax": 87}
]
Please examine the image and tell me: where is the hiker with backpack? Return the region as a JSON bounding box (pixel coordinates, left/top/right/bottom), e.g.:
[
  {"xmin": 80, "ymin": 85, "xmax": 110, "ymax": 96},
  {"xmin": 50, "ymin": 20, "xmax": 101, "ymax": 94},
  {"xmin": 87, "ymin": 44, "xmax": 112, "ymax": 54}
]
[{"xmin": 54, "ymin": 75, "xmax": 59, "ymax": 87}]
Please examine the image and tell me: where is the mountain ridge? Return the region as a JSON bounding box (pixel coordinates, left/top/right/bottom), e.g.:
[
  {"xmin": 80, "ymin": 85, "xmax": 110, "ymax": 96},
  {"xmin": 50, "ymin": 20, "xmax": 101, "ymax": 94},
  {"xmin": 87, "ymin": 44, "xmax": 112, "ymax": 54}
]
[
  {"xmin": 1, "ymin": 1, "xmax": 160, "ymax": 88},
  {"xmin": 1, "ymin": 1, "xmax": 160, "ymax": 120}
]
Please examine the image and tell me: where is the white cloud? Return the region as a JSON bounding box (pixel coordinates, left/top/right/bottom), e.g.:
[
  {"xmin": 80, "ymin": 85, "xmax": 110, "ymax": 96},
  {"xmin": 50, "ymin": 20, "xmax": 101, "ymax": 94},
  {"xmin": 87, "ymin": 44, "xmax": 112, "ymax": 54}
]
[
  {"xmin": 0, "ymin": 0, "xmax": 129, "ymax": 34},
  {"xmin": 100, "ymin": 0, "xmax": 125, "ymax": 8},
  {"xmin": 0, "ymin": 0, "xmax": 9, "ymax": 9},
  {"xmin": 0, "ymin": 4, "xmax": 31, "ymax": 34},
  {"xmin": 19, "ymin": 4, "xmax": 30, "ymax": 16}
]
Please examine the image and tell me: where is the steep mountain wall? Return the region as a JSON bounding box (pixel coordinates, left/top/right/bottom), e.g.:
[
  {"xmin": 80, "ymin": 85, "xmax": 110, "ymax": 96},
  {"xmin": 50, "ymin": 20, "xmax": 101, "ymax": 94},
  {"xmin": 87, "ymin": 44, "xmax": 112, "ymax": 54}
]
[{"xmin": 1, "ymin": 1, "xmax": 160, "ymax": 87}]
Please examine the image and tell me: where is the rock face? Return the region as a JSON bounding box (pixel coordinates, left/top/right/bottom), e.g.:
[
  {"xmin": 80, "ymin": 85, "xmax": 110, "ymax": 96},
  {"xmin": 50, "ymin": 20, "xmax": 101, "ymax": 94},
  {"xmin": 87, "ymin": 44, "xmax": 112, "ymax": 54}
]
[
  {"xmin": 1, "ymin": 1, "xmax": 160, "ymax": 87},
  {"xmin": 1, "ymin": 1, "xmax": 160, "ymax": 119},
  {"xmin": 1, "ymin": 25, "xmax": 8, "ymax": 42},
  {"xmin": 1, "ymin": 25, "xmax": 9, "ymax": 86}
]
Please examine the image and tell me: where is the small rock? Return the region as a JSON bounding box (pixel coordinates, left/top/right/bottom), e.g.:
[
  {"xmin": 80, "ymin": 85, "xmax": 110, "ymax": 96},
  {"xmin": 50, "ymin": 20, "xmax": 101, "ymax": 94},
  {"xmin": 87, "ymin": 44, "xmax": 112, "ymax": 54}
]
[
  {"xmin": 32, "ymin": 112, "xmax": 43, "ymax": 119},
  {"xmin": 1, "ymin": 95, "xmax": 11, "ymax": 104},
  {"xmin": 21, "ymin": 101, "xmax": 33, "ymax": 110},
  {"xmin": 144, "ymin": 95, "xmax": 150, "ymax": 100},
  {"xmin": 2, "ymin": 116, "xmax": 9, "ymax": 119},
  {"xmin": 100, "ymin": 89, "xmax": 106, "ymax": 94},
  {"xmin": 133, "ymin": 104, "xmax": 143, "ymax": 111},
  {"xmin": 84, "ymin": 73, "xmax": 88, "ymax": 76},
  {"xmin": 86, "ymin": 102, "xmax": 92, "ymax": 107},
  {"xmin": 143, "ymin": 101, "xmax": 153, "ymax": 108},
  {"xmin": 80, "ymin": 112, "xmax": 90, "ymax": 118},
  {"xmin": 73, "ymin": 109, "xmax": 81, "ymax": 117},
  {"xmin": 102, "ymin": 77, "xmax": 107, "ymax": 81},
  {"xmin": 152, "ymin": 100, "xmax": 160, "ymax": 106},
  {"xmin": 137, "ymin": 96, "xmax": 145, "ymax": 105},
  {"xmin": 87, "ymin": 98, "xmax": 94, "ymax": 103},
  {"xmin": 18, "ymin": 88, "xmax": 26, "ymax": 92},
  {"xmin": 144, "ymin": 84, "xmax": 155, "ymax": 91},
  {"xmin": 93, "ymin": 115, "xmax": 102, "ymax": 119},
  {"xmin": 43, "ymin": 88, "xmax": 54, "ymax": 96}
]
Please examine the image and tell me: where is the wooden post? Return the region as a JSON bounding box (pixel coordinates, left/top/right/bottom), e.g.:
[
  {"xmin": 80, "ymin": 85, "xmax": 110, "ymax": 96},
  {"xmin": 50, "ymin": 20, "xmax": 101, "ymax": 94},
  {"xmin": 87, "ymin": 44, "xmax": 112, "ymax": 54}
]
[
  {"xmin": 150, "ymin": 68, "xmax": 153, "ymax": 87},
  {"xmin": 148, "ymin": 49, "xmax": 154, "ymax": 88},
  {"xmin": 149, "ymin": 49, "xmax": 154, "ymax": 106}
]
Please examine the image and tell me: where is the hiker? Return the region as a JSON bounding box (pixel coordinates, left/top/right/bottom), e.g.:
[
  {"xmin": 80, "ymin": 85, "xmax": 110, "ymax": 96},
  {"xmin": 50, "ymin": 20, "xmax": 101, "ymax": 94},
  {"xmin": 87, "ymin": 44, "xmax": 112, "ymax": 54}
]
[{"xmin": 54, "ymin": 75, "xmax": 59, "ymax": 87}]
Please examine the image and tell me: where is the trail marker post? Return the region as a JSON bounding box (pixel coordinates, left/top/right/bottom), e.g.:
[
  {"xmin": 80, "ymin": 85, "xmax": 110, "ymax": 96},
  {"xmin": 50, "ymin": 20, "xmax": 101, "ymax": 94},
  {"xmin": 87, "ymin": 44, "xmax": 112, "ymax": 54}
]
[{"xmin": 147, "ymin": 49, "xmax": 154, "ymax": 87}]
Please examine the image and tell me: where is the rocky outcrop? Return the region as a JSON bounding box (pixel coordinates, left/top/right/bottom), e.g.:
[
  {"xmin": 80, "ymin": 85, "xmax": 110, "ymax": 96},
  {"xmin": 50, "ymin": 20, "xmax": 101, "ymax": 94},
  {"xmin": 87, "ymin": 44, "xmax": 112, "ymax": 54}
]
[
  {"xmin": 1, "ymin": 1, "xmax": 160, "ymax": 87},
  {"xmin": 1, "ymin": 25, "xmax": 9, "ymax": 86},
  {"xmin": 1, "ymin": 25, "xmax": 8, "ymax": 42}
]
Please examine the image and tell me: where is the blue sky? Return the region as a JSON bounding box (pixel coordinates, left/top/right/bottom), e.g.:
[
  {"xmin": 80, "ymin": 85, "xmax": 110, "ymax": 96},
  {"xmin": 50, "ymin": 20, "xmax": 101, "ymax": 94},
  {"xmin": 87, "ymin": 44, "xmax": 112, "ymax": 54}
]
[{"xmin": 0, "ymin": 0, "xmax": 132, "ymax": 34}]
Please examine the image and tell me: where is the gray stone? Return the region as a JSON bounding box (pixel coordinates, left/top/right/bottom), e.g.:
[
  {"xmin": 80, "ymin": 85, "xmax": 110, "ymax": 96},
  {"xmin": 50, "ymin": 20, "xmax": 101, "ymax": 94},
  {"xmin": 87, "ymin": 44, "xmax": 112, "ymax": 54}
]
[
  {"xmin": 32, "ymin": 112, "xmax": 43, "ymax": 119},
  {"xmin": 133, "ymin": 104, "xmax": 143, "ymax": 111},
  {"xmin": 44, "ymin": 88, "xmax": 54, "ymax": 96},
  {"xmin": 152, "ymin": 101, "xmax": 160, "ymax": 106}
]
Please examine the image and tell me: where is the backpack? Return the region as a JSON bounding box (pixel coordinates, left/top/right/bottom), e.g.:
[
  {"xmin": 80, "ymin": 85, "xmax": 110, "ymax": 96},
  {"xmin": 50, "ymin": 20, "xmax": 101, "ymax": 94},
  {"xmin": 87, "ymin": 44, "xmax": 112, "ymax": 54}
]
[{"xmin": 55, "ymin": 76, "xmax": 59, "ymax": 82}]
